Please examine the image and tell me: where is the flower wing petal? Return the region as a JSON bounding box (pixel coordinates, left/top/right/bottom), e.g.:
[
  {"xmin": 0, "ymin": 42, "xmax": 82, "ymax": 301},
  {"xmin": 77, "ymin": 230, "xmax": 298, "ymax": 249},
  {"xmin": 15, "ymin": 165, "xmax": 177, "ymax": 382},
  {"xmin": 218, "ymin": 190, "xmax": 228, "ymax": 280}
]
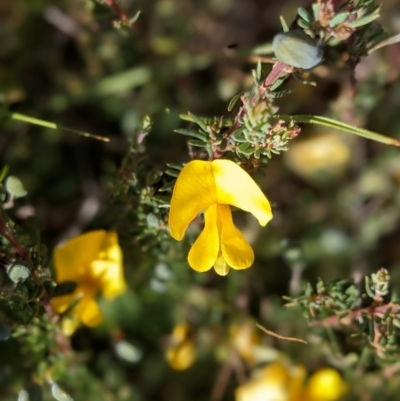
[
  {"xmin": 212, "ymin": 160, "xmax": 273, "ymax": 226},
  {"xmin": 188, "ymin": 205, "xmax": 220, "ymax": 272},
  {"xmin": 169, "ymin": 161, "xmax": 218, "ymax": 241},
  {"xmin": 219, "ymin": 205, "xmax": 254, "ymax": 270},
  {"xmin": 54, "ymin": 230, "xmax": 108, "ymax": 282}
]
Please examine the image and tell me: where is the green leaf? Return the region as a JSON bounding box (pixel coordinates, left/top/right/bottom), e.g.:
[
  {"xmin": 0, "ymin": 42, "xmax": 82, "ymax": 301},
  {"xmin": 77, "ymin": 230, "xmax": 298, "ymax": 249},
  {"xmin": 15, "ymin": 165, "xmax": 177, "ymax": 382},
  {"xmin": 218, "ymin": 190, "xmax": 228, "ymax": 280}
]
[
  {"xmin": 5, "ymin": 176, "xmax": 27, "ymax": 198},
  {"xmin": 227, "ymin": 94, "xmax": 241, "ymax": 112},
  {"xmin": 129, "ymin": 10, "xmax": 141, "ymax": 24},
  {"xmin": 165, "ymin": 163, "xmax": 183, "ymax": 171},
  {"xmin": 279, "ymin": 16, "xmax": 289, "ymax": 32},
  {"xmin": 329, "ymin": 12, "xmax": 350, "ymax": 27},
  {"xmin": 256, "ymin": 60, "xmax": 262, "ymax": 81},
  {"xmin": 158, "ymin": 181, "xmax": 175, "ymax": 192},
  {"xmin": 269, "ymin": 87, "xmax": 295, "ymax": 98},
  {"xmin": 349, "ymin": 12, "xmax": 380, "ymax": 28},
  {"xmin": 174, "ymin": 128, "xmax": 207, "ymax": 141},
  {"xmin": 165, "ymin": 169, "xmax": 179, "ymax": 178},
  {"xmin": 6, "ymin": 261, "xmax": 31, "ymax": 283},
  {"xmin": 283, "ymin": 115, "xmax": 400, "ymax": 147},
  {"xmin": 186, "ymin": 113, "xmax": 209, "ymax": 132},
  {"xmin": 188, "ymin": 139, "xmax": 207, "ymax": 147},
  {"xmin": 94, "ymin": 67, "xmax": 151, "ymax": 96},
  {"xmin": 297, "ymin": 18, "xmax": 310, "ymax": 29},
  {"xmin": 312, "ymin": 3, "xmax": 320, "ymax": 20},
  {"xmin": 0, "ymin": 165, "xmax": 9, "ymax": 182},
  {"xmin": 368, "ymin": 33, "xmax": 400, "ymax": 53},
  {"xmin": 298, "ymin": 7, "xmax": 312, "ymax": 23},
  {"xmin": 238, "ymin": 142, "xmax": 250, "ymax": 152}
]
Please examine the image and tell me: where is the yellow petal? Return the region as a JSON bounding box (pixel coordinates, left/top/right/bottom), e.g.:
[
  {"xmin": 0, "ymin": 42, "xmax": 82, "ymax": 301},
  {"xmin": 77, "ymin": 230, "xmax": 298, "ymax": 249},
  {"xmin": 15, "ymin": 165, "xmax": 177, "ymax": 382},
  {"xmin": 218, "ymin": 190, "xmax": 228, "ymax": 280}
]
[
  {"xmin": 90, "ymin": 231, "xmax": 127, "ymax": 299},
  {"xmin": 54, "ymin": 230, "xmax": 110, "ymax": 283},
  {"xmin": 169, "ymin": 160, "xmax": 272, "ymax": 242},
  {"xmin": 219, "ymin": 205, "xmax": 254, "ymax": 270},
  {"xmin": 235, "ymin": 363, "xmax": 290, "ymax": 401},
  {"xmin": 80, "ymin": 296, "xmax": 103, "ymax": 327},
  {"xmin": 166, "ymin": 340, "xmax": 197, "ymax": 370},
  {"xmin": 188, "ymin": 205, "xmax": 220, "ymax": 272},
  {"xmin": 214, "ymin": 254, "xmax": 230, "ymax": 276},
  {"xmin": 61, "ymin": 315, "xmax": 81, "ymax": 336},
  {"xmin": 212, "ymin": 160, "xmax": 273, "ymax": 226},
  {"xmin": 169, "ymin": 161, "xmax": 218, "ymax": 241},
  {"xmin": 306, "ymin": 368, "xmax": 348, "ymax": 401},
  {"xmin": 51, "ymin": 293, "xmax": 76, "ymax": 315}
]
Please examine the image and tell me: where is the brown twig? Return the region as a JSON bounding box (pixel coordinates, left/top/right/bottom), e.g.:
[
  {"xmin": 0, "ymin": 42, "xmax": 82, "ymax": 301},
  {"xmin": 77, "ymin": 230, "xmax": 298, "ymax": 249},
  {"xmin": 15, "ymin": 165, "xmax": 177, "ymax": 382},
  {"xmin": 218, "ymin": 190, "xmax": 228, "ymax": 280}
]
[
  {"xmin": 210, "ymin": 350, "xmax": 235, "ymax": 401},
  {"xmin": 310, "ymin": 302, "xmax": 400, "ymax": 327},
  {"xmin": 256, "ymin": 323, "xmax": 308, "ymax": 344}
]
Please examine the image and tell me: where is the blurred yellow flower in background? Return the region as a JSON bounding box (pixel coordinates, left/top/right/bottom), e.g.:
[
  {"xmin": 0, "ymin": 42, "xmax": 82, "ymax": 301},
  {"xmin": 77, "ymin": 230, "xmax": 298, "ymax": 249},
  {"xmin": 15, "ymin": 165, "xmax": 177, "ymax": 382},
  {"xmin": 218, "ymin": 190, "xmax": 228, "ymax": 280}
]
[
  {"xmin": 284, "ymin": 132, "xmax": 351, "ymax": 184},
  {"xmin": 51, "ymin": 230, "xmax": 127, "ymax": 335},
  {"xmin": 166, "ymin": 323, "xmax": 197, "ymax": 371},
  {"xmin": 169, "ymin": 159, "xmax": 272, "ymax": 276},
  {"xmin": 229, "ymin": 322, "xmax": 260, "ymax": 365},
  {"xmin": 235, "ymin": 363, "xmax": 347, "ymax": 401}
]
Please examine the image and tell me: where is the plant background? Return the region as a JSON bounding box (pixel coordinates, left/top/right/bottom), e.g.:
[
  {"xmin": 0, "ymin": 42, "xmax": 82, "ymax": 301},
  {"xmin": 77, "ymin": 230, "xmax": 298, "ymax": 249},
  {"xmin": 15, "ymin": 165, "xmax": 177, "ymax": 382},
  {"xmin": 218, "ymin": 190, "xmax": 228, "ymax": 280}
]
[{"xmin": 1, "ymin": 0, "xmax": 400, "ymax": 400}]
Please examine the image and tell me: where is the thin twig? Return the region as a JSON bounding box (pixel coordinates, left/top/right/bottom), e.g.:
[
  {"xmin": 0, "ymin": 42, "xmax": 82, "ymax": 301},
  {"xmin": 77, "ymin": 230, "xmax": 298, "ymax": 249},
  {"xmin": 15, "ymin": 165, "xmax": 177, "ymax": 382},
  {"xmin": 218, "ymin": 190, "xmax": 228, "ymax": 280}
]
[
  {"xmin": 310, "ymin": 302, "xmax": 400, "ymax": 327},
  {"xmin": 210, "ymin": 351, "xmax": 235, "ymax": 401},
  {"xmin": 256, "ymin": 323, "xmax": 307, "ymax": 344}
]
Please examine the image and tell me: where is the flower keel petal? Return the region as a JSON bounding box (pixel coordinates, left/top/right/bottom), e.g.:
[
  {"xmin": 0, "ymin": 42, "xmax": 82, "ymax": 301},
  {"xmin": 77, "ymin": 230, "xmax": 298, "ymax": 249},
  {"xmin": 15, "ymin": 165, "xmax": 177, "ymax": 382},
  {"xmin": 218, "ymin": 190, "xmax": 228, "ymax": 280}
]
[
  {"xmin": 188, "ymin": 205, "xmax": 220, "ymax": 272},
  {"xmin": 219, "ymin": 205, "xmax": 254, "ymax": 270}
]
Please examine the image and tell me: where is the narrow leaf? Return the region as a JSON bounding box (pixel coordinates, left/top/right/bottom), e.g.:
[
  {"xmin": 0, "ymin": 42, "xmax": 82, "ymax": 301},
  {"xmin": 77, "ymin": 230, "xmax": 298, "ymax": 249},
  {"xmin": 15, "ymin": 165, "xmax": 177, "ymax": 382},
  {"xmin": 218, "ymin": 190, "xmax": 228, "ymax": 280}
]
[
  {"xmin": 9, "ymin": 113, "xmax": 109, "ymax": 142},
  {"xmin": 298, "ymin": 7, "xmax": 312, "ymax": 23},
  {"xmin": 174, "ymin": 128, "xmax": 207, "ymax": 141},
  {"xmin": 283, "ymin": 115, "xmax": 400, "ymax": 146},
  {"xmin": 280, "ymin": 16, "xmax": 289, "ymax": 32},
  {"xmin": 227, "ymin": 94, "xmax": 241, "ymax": 112}
]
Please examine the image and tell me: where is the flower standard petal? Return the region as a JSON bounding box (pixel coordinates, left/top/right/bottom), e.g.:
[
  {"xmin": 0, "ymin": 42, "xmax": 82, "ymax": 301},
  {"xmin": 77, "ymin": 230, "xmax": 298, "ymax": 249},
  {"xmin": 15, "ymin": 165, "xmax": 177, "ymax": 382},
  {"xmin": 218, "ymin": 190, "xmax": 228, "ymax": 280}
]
[
  {"xmin": 90, "ymin": 231, "xmax": 127, "ymax": 299},
  {"xmin": 211, "ymin": 160, "xmax": 273, "ymax": 226},
  {"xmin": 219, "ymin": 205, "xmax": 254, "ymax": 270},
  {"xmin": 188, "ymin": 205, "xmax": 220, "ymax": 272},
  {"xmin": 54, "ymin": 230, "xmax": 109, "ymax": 283},
  {"xmin": 169, "ymin": 161, "xmax": 218, "ymax": 241}
]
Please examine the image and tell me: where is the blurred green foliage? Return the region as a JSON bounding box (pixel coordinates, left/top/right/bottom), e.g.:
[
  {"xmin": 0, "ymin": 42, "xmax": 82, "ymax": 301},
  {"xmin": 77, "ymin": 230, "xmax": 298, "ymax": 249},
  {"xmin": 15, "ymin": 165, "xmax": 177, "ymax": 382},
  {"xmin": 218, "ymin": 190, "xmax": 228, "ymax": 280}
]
[{"xmin": 1, "ymin": 0, "xmax": 400, "ymax": 400}]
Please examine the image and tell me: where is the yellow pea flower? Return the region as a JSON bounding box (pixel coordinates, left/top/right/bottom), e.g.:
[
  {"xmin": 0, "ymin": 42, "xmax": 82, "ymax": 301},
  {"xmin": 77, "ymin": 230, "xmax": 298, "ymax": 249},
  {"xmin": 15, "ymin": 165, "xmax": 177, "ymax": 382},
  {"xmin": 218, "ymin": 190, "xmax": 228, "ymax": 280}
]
[
  {"xmin": 284, "ymin": 132, "xmax": 351, "ymax": 183},
  {"xmin": 235, "ymin": 363, "xmax": 348, "ymax": 401},
  {"xmin": 51, "ymin": 230, "xmax": 127, "ymax": 335},
  {"xmin": 235, "ymin": 363, "xmax": 306, "ymax": 401},
  {"xmin": 229, "ymin": 322, "xmax": 260, "ymax": 365},
  {"xmin": 166, "ymin": 323, "xmax": 197, "ymax": 371},
  {"xmin": 304, "ymin": 368, "xmax": 348, "ymax": 401},
  {"xmin": 169, "ymin": 160, "xmax": 272, "ymax": 276}
]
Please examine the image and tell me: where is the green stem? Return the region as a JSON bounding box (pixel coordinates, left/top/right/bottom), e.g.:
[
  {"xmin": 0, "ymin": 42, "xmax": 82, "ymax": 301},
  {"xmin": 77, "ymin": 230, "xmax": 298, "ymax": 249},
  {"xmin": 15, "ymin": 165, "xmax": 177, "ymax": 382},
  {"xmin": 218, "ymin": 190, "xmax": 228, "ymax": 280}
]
[
  {"xmin": 8, "ymin": 112, "xmax": 110, "ymax": 142},
  {"xmin": 279, "ymin": 114, "xmax": 400, "ymax": 147}
]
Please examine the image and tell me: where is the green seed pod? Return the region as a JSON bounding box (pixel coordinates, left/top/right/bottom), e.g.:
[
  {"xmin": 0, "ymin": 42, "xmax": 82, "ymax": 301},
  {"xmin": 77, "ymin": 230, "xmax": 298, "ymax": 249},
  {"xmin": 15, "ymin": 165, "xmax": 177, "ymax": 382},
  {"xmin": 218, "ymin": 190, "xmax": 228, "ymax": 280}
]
[{"xmin": 272, "ymin": 31, "xmax": 324, "ymax": 70}]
